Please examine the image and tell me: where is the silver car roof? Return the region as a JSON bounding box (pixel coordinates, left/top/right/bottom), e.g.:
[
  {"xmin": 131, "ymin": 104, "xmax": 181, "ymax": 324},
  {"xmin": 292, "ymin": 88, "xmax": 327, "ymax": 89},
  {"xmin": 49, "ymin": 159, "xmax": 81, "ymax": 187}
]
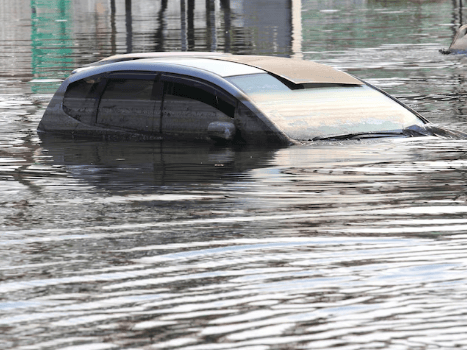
[
  {"xmin": 68, "ymin": 59, "xmax": 262, "ymax": 89},
  {"xmin": 214, "ymin": 55, "xmax": 362, "ymax": 85},
  {"xmin": 137, "ymin": 57, "xmax": 264, "ymax": 77},
  {"xmin": 76, "ymin": 52, "xmax": 363, "ymax": 86}
]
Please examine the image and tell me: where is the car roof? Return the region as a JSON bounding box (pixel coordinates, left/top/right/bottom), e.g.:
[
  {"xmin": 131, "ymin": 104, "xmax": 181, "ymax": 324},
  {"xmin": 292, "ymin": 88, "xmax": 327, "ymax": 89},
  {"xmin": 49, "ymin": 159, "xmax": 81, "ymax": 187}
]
[
  {"xmin": 214, "ymin": 55, "xmax": 362, "ymax": 85},
  {"xmin": 81, "ymin": 52, "xmax": 363, "ymax": 86},
  {"xmin": 137, "ymin": 57, "xmax": 265, "ymax": 77}
]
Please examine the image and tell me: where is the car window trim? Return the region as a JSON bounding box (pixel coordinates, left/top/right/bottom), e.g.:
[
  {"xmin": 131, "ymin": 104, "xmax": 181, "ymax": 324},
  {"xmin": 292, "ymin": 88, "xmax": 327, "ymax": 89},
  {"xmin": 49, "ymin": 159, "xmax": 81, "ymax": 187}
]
[
  {"xmin": 107, "ymin": 71, "xmax": 159, "ymax": 80},
  {"xmin": 160, "ymin": 73, "xmax": 237, "ymax": 117}
]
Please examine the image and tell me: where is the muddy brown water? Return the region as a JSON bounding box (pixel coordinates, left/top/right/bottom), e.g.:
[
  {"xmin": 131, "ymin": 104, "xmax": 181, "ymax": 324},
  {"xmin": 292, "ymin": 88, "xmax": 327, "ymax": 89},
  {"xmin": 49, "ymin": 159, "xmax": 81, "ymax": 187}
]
[{"xmin": 2, "ymin": 1, "xmax": 467, "ymax": 349}]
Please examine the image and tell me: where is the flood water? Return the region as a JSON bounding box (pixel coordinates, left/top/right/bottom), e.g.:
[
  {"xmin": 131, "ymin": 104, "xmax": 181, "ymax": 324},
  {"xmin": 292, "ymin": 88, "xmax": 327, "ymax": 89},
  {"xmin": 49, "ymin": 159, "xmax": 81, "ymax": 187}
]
[{"xmin": 3, "ymin": 0, "xmax": 467, "ymax": 349}]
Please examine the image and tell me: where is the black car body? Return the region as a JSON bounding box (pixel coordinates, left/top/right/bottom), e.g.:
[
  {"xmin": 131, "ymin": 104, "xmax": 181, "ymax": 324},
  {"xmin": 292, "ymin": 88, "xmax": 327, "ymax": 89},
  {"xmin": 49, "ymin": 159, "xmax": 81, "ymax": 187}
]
[{"xmin": 38, "ymin": 52, "xmax": 461, "ymax": 144}]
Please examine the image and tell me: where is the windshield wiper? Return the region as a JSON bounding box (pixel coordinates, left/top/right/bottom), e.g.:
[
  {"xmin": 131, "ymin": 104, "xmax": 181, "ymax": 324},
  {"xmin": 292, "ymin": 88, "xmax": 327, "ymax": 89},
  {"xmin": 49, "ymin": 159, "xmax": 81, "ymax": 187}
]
[
  {"xmin": 312, "ymin": 131, "xmax": 403, "ymax": 141},
  {"xmin": 311, "ymin": 125, "xmax": 432, "ymax": 141}
]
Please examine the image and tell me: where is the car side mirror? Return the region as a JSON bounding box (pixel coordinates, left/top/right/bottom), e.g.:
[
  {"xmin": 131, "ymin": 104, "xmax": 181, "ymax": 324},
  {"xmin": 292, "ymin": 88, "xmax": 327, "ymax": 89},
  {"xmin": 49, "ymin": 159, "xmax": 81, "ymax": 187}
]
[{"xmin": 207, "ymin": 121, "xmax": 236, "ymax": 142}]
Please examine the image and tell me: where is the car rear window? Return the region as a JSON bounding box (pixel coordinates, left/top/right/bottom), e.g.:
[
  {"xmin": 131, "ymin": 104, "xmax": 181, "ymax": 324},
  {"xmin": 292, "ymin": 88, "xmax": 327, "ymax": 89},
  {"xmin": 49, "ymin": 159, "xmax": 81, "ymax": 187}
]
[
  {"xmin": 63, "ymin": 77, "xmax": 102, "ymax": 123},
  {"xmin": 227, "ymin": 74, "xmax": 425, "ymax": 140}
]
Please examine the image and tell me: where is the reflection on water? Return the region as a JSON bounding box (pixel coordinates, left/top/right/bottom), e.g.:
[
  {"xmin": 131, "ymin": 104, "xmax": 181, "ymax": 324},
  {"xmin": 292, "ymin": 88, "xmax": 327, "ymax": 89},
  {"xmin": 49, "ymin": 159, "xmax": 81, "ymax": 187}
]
[
  {"xmin": 3, "ymin": 0, "xmax": 467, "ymax": 349},
  {"xmin": 4, "ymin": 137, "xmax": 467, "ymax": 349},
  {"xmin": 38, "ymin": 135, "xmax": 278, "ymax": 190}
]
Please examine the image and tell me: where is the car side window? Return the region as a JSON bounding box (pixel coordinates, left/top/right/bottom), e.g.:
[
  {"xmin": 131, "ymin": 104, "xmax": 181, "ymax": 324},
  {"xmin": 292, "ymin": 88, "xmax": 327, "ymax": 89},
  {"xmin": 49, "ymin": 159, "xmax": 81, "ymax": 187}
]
[
  {"xmin": 100, "ymin": 79, "xmax": 154, "ymax": 100},
  {"xmin": 163, "ymin": 76, "xmax": 236, "ymax": 118},
  {"xmin": 63, "ymin": 76, "xmax": 102, "ymax": 124},
  {"xmin": 160, "ymin": 75, "xmax": 237, "ymax": 138},
  {"xmin": 166, "ymin": 82, "xmax": 218, "ymax": 111},
  {"xmin": 97, "ymin": 74, "xmax": 163, "ymax": 133}
]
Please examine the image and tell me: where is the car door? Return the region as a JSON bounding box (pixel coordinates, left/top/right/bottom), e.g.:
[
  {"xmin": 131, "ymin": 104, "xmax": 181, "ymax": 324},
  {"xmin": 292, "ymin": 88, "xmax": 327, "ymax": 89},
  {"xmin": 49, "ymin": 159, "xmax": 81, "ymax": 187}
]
[
  {"xmin": 160, "ymin": 74, "xmax": 236, "ymax": 140},
  {"xmin": 96, "ymin": 72, "xmax": 163, "ymax": 134}
]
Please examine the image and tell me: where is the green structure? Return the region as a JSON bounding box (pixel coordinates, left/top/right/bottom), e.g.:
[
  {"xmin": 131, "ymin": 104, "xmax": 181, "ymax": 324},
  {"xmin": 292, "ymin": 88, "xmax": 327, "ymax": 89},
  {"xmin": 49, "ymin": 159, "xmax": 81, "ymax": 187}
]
[{"xmin": 30, "ymin": 0, "xmax": 73, "ymax": 93}]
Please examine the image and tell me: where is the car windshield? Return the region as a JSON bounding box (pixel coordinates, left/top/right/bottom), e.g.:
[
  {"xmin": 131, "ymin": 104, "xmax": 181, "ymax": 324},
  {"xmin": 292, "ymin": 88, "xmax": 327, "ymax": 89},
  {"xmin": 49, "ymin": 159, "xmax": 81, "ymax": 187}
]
[{"xmin": 227, "ymin": 73, "xmax": 425, "ymax": 141}]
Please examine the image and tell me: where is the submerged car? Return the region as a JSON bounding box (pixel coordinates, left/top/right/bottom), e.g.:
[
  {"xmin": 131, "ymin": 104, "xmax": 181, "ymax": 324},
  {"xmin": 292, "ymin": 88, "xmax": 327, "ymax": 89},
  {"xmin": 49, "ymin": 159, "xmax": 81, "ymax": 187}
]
[
  {"xmin": 38, "ymin": 52, "xmax": 464, "ymax": 145},
  {"xmin": 440, "ymin": 24, "xmax": 467, "ymax": 54}
]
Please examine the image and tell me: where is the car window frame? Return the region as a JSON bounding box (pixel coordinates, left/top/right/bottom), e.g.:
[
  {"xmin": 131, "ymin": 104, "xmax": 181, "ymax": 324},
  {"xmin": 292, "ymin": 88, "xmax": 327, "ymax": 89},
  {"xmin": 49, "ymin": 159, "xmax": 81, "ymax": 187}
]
[
  {"xmin": 64, "ymin": 71, "xmax": 239, "ymax": 130},
  {"xmin": 94, "ymin": 71, "xmax": 163, "ymax": 128},
  {"xmin": 160, "ymin": 73, "xmax": 237, "ymax": 118}
]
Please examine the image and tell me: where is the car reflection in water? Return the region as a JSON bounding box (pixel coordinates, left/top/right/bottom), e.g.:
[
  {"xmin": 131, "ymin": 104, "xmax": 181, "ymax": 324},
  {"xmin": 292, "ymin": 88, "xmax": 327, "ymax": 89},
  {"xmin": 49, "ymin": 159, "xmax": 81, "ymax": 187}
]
[{"xmin": 38, "ymin": 134, "xmax": 278, "ymax": 191}]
